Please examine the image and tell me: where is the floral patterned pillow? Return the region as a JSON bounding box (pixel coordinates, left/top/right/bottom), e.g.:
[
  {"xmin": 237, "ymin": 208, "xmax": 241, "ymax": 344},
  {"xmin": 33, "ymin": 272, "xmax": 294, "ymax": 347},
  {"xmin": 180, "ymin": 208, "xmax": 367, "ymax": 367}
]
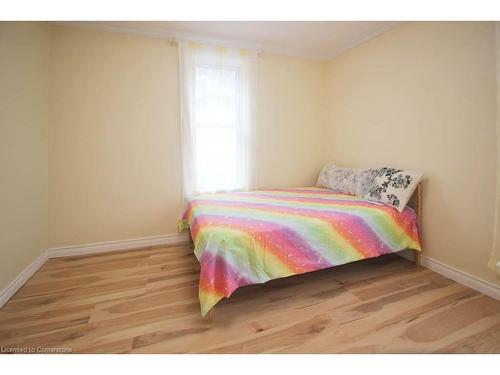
[
  {"xmin": 364, "ymin": 168, "xmax": 422, "ymax": 212},
  {"xmin": 317, "ymin": 165, "xmax": 380, "ymax": 197}
]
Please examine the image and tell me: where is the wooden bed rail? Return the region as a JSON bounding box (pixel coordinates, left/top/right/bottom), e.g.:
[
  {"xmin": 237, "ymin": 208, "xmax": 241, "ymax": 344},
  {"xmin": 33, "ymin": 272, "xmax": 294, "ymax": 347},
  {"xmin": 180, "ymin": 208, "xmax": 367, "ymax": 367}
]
[{"xmin": 406, "ymin": 182, "xmax": 422, "ymax": 266}]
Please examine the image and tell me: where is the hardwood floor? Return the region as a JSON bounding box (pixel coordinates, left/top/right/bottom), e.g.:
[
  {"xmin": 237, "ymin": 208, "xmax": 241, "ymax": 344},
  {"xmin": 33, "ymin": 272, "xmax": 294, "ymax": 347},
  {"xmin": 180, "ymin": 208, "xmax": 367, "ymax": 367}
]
[{"xmin": 1, "ymin": 244, "xmax": 499, "ymax": 353}]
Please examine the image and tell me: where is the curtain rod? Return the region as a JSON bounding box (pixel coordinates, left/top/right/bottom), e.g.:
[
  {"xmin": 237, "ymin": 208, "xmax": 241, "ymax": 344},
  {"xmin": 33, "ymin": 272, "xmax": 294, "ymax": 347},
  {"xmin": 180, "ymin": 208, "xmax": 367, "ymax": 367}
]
[{"xmin": 167, "ymin": 38, "xmax": 263, "ymax": 57}]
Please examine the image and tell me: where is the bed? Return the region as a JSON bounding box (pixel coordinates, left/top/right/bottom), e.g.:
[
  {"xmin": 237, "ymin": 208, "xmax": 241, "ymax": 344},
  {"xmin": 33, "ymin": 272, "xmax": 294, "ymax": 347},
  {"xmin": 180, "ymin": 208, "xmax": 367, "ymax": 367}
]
[{"xmin": 179, "ymin": 186, "xmax": 422, "ymax": 319}]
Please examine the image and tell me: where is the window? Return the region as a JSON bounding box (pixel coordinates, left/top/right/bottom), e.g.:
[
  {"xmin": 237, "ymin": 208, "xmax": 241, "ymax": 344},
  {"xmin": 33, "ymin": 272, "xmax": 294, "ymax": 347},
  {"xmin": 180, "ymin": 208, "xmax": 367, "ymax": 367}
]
[
  {"xmin": 179, "ymin": 43, "xmax": 256, "ymax": 201},
  {"xmin": 194, "ymin": 65, "xmax": 240, "ymax": 192}
]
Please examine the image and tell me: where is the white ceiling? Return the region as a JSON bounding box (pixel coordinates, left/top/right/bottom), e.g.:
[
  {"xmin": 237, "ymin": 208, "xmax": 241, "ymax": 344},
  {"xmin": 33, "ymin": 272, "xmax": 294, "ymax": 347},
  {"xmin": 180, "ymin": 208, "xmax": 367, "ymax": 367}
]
[{"xmin": 73, "ymin": 21, "xmax": 401, "ymax": 60}]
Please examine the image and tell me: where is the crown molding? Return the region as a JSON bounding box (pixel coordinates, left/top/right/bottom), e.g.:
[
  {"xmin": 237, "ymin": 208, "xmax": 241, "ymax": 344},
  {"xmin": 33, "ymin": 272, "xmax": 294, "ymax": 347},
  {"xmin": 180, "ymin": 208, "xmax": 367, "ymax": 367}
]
[
  {"xmin": 51, "ymin": 21, "xmax": 401, "ymax": 61},
  {"xmin": 327, "ymin": 21, "xmax": 403, "ymax": 59},
  {"xmin": 52, "ymin": 21, "xmax": 266, "ymax": 53}
]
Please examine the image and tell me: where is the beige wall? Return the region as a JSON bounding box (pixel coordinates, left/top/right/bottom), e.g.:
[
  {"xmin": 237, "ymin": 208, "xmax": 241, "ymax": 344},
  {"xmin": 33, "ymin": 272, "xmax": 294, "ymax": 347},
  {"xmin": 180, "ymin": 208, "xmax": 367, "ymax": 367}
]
[
  {"xmin": 0, "ymin": 23, "xmax": 50, "ymax": 290},
  {"xmin": 325, "ymin": 22, "xmax": 499, "ymax": 284},
  {"xmin": 49, "ymin": 25, "xmax": 328, "ymax": 247},
  {"xmin": 256, "ymin": 54, "xmax": 326, "ymax": 188},
  {"xmin": 49, "ymin": 26, "xmax": 183, "ymax": 247},
  {"xmin": 3, "ymin": 21, "xmax": 498, "ymax": 292}
]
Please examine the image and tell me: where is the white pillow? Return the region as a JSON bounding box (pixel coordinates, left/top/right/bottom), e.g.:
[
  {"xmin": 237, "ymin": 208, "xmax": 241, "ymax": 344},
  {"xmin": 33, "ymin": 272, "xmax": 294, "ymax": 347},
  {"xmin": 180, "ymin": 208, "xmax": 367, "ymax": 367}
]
[
  {"xmin": 317, "ymin": 165, "xmax": 380, "ymax": 197},
  {"xmin": 363, "ymin": 168, "xmax": 422, "ymax": 212}
]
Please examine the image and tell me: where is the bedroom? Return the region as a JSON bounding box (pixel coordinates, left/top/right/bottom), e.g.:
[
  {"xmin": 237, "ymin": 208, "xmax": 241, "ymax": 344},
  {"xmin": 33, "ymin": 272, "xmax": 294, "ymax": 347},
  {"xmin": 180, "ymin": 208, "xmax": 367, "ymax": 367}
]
[{"xmin": 1, "ymin": 0, "xmax": 500, "ymax": 369}]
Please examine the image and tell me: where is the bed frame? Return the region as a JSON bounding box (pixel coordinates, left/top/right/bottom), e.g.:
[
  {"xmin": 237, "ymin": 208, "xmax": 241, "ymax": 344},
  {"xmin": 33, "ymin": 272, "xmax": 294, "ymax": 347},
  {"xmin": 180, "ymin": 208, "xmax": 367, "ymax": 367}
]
[
  {"xmin": 203, "ymin": 183, "xmax": 423, "ymax": 321},
  {"xmin": 406, "ymin": 182, "xmax": 422, "ymax": 266}
]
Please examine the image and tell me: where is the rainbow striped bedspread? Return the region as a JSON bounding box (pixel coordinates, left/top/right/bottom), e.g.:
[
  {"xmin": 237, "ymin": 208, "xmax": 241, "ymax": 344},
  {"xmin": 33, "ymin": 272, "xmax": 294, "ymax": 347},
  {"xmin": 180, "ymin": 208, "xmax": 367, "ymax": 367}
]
[{"xmin": 179, "ymin": 187, "xmax": 421, "ymax": 317}]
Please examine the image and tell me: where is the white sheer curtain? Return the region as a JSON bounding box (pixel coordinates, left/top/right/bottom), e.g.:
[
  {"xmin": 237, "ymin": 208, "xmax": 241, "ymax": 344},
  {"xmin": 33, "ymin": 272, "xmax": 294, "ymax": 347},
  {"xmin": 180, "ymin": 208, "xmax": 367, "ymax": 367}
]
[{"xmin": 178, "ymin": 42, "xmax": 257, "ymax": 203}]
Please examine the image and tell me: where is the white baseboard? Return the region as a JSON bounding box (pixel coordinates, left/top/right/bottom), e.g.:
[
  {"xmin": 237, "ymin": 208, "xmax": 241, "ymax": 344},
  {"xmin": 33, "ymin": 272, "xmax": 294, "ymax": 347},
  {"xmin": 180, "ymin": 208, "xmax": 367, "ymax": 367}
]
[
  {"xmin": 420, "ymin": 255, "xmax": 500, "ymax": 301},
  {"xmin": 47, "ymin": 233, "xmax": 190, "ymax": 258},
  {"xmin": 3, "ymin": 236, "xmax": 499, "ymax": 310},
  {"xmin": 0, "ymin": 251, "xmax": 48, "ymax": 308},
  {"xmin": 0, "ymin": 233, "xmax": 190, "ymax": 308}
]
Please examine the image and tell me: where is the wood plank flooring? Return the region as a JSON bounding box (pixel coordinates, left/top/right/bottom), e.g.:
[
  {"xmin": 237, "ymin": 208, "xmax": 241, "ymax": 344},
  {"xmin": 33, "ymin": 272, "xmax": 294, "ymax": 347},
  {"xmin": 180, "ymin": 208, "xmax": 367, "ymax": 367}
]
[{"xmin": 1, "ymin": 244, "xmax": 499, "ymax": 353}]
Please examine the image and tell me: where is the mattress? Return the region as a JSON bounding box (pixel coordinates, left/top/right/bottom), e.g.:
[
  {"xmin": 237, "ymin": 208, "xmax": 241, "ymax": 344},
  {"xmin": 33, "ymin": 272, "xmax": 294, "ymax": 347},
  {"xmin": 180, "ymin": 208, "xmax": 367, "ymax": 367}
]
[{"xmin": 179, "ymin": 187, "xmax": 421, "ymax": 316}]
